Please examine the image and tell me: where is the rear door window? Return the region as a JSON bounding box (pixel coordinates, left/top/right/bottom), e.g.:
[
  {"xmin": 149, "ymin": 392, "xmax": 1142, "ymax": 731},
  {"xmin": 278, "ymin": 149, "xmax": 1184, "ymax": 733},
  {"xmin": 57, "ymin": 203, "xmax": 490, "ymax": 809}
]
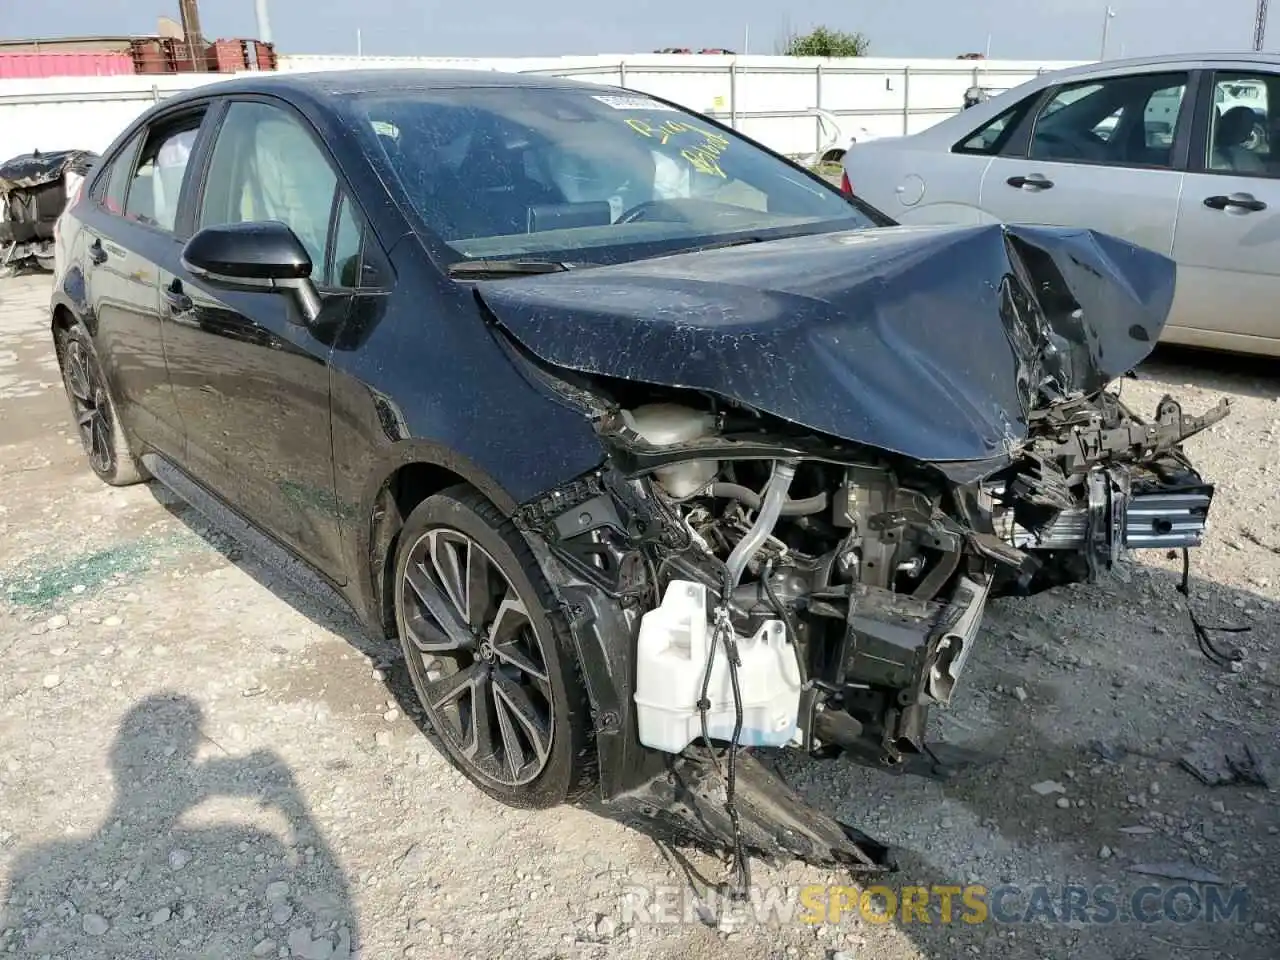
[
  {"xmin": 123, "ymin": 118, "xmax": 204, "ymax": 233},
  {"xmin": 1204, "ymin": 72, "xmax": 1277, "ymax": 175}
]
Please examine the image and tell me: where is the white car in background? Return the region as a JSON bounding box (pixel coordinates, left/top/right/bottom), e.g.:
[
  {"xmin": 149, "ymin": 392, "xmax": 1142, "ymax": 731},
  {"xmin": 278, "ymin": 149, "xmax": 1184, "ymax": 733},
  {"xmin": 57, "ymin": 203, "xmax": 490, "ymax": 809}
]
[{"xmin": 842, "ymin": 53, "xmax": 1280, "ymax": 357}]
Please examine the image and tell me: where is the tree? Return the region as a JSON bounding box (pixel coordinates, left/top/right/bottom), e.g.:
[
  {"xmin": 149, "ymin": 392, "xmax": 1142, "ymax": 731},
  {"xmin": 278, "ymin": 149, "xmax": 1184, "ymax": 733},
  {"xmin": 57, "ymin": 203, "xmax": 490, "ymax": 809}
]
[{"xmin": 780, "ymin": 25, "xmax": 870, "ymax": 58}]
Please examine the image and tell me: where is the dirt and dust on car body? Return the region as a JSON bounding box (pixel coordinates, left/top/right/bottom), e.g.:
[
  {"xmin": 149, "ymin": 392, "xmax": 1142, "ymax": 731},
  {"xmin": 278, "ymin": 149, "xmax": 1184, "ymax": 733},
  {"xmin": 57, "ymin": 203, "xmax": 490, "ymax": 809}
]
[{"xmin": 471, "ymin": 223, "xmax": 1231, "ymax": 891}]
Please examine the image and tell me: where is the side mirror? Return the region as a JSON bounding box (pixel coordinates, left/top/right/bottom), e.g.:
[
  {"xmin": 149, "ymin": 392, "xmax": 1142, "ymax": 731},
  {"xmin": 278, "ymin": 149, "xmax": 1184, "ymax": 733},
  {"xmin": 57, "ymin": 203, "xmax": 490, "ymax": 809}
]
[{"xmin": 181, "ymin": 221, "xmax": 322, "ymax": 325}]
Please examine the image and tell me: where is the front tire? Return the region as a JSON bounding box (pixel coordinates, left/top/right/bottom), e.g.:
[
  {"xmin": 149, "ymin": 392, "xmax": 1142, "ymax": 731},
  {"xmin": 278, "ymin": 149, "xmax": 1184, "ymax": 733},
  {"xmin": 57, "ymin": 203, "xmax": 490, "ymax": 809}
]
[
  {"xmin": 56, "ymin": 325, "xmax": 146, "ymax": 486},
  {"xmin": 394, "ymin": 485, "xmax": 597, "ymax": 808}
]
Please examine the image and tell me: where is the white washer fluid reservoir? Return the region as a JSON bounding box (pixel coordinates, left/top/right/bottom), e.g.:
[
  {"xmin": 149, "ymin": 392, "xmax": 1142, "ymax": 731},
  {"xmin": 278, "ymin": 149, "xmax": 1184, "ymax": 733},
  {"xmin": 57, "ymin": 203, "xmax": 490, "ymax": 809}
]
[
  {"xmin": 633, "ymin": 579, "xmax": 802, "ymax": 753},
  {"xmin": 621, "ymin": 403, "xmax": 718, "ymax": 498}
]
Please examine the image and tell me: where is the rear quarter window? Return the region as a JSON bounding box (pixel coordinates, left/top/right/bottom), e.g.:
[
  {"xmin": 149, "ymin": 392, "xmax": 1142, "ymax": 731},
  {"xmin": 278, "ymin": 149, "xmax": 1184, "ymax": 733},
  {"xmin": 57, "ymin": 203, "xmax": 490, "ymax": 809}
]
[
  {"xmin": 952, "ymin": 95, "xmax": 1038, "ymax": 156},
  {"xmin": 92, "ymin": 134, "xmax": 143, "ymax": 216}
]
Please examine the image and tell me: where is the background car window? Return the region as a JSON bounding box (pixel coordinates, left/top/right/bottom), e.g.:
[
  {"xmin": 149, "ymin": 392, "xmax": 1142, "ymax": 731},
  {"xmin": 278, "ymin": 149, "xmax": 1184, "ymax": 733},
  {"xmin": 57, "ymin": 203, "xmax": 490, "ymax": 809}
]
[
  {"xmin": 1030, "ymin": 72, "xmax": 1188, "ymax": 168},
  {"xmin": 953, "ymin": 97, "xmax": 1036, "ymax": 155},
  {"xmin": 124, "ymin": 122, "xmax": 201, "ymax": 232},
  {"xmin": 199, "ymin": 101, "xmax": 338, "ymax": 269},
  {"xmin": 1207, "ymin": 72, "xmax": 1276, "ymax": 175}
]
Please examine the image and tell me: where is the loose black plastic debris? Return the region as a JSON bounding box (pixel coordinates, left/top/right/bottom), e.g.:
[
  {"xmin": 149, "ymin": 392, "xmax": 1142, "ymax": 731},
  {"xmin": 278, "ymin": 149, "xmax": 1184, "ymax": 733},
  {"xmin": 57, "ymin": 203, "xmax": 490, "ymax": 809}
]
[
  {"xmin": 1128, "ymin": 862, "xmax": 1226, "ymax": 885},
  {"xmin": 1180, "ymin": 738, "xmax": 1270, "ymax": 789},
  {"xmin": 1176, "ymin": 548, "xmax": 1250, "ymax": 669}
]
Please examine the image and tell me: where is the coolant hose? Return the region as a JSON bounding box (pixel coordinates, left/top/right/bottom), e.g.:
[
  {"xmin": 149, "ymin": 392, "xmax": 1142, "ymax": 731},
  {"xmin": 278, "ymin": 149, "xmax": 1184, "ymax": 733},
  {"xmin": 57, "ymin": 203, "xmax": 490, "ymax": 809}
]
[
  {"xmin": 710, "ymin": 482, "xmax": 828, "ymax": 516},
  {"xmin": 724, "ymin": 461, "xmax": 798, "ymax": 591}
]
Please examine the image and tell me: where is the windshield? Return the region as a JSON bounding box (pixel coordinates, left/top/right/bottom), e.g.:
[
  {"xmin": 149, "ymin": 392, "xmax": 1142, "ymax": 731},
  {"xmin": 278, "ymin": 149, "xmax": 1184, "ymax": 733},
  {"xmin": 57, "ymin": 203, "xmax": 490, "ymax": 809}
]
[{"xmin": 348, "ymin": 85, "xmax": 880, "ymax": 264}]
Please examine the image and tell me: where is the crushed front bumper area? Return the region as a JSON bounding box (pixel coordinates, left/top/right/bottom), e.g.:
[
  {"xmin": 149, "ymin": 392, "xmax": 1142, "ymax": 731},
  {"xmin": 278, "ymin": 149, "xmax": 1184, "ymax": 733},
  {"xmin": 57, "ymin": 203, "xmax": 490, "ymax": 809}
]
[{"xmin": 611, "ymin": 753, "xmax": 894, "ymax": 871}]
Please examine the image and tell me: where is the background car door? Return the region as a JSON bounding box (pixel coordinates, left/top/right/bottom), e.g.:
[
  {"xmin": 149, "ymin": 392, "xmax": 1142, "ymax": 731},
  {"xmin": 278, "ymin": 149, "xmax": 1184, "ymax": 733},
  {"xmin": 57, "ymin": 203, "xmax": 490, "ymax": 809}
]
[
  {"xmin": 978, "ymin": 70, "xmax": 1192, "ymax": 257},
  {"xmin": 1169, "ymin": 69, "xmax": 1280, "ymax": 351},
  {"xmin": 76, "ymin": 114, "xmax": 205, "ymax": 459},
  {"xmin": 159, "ymin": 98, "xmax": 353, "ymax": 580}
]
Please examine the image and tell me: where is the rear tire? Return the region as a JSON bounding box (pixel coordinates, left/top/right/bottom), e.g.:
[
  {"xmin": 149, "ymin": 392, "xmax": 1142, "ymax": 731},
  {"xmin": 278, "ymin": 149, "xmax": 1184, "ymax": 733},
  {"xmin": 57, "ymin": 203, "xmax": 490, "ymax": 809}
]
[
  {"xmin": 56, "ymin": 325, "xmax": 147, "ymax": 487},
  {"xmin": 394, "ymin": 485, "xmax": 597, "ymax": 808}
]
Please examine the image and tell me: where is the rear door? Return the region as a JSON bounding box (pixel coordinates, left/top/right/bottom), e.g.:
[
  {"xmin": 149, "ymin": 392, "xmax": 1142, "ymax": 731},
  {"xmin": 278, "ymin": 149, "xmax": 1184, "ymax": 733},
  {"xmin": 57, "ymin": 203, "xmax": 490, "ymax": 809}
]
[
  {"xmin": 1168, "ymin": 68, "xmax": 1280, "ymax": 352},
  {"xmin": 978, "ymin": 69, "xmax": 1194, "ymax": 256},
  {"xmin": 77, "ymin": 109, "xmax": 209, "ymax": 458}
]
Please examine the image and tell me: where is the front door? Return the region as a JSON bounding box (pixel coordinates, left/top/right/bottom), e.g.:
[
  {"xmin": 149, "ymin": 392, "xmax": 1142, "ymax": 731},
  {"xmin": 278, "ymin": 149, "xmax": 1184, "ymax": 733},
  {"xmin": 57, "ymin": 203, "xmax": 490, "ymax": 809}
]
[
  {"xmin": 1169, "ymin": 69, "xmax": 1280, "ymax": 352},
  {"xmin": 979, "ymin": 70, "xmax": 1192, "ymax": 257},
  {"xmin": 160, "ymin": 98, "xmax": 354, "ymax": 579}
]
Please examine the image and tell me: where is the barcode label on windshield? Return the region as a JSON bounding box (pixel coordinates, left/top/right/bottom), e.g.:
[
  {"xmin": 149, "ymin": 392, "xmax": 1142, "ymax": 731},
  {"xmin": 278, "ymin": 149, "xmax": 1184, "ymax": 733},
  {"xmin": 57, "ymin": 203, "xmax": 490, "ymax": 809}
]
[{"xmin": 592, "ymin": 94, "xmax": 676, "ymax": 111}]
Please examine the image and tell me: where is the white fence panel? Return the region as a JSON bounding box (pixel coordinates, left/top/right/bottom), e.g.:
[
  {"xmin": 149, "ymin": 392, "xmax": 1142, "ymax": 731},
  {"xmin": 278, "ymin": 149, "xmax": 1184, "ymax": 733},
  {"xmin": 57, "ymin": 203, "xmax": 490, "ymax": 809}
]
[
  {"xmin": 0, "ymin": 73, "xmax": 234, "ymax": 161},
  {"xmin": 0, "ymin": 54, "xmax": 1086, "ymax": 165}
]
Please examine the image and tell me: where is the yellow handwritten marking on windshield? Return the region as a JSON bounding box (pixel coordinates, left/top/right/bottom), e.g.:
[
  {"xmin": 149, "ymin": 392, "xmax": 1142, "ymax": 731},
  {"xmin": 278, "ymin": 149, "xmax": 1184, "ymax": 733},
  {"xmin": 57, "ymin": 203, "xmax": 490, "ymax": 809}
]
[{"xmin": 625, "ymin": 117, "xmax": 731, "ymax": 177}]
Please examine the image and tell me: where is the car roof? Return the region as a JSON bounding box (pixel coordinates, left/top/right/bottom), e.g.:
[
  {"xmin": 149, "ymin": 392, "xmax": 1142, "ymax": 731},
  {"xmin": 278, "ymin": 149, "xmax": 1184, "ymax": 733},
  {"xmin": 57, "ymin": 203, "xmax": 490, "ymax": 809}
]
[
  {"xmin": 1041, "ymin": 50, "xmax": 1280, "ymax": 80},
  {"xmin": 163, "ymin": 67, "xmax": 608, "ymax": 106},
  {"xmin": 905, "ymin": 51, "xmax": 1280, "ymax": 145}
]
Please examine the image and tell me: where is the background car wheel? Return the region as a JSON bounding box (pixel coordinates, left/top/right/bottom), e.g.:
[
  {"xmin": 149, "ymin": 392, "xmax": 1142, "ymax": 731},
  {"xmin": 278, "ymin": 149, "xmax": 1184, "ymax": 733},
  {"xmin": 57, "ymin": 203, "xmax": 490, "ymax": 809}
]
[
  {"xmin": 394, "ymin": 485, "xmax": 597, "ymax": 808},
  {"xmin": 56, "ymin": 326, "xmax": 147, "ymax": 486}
]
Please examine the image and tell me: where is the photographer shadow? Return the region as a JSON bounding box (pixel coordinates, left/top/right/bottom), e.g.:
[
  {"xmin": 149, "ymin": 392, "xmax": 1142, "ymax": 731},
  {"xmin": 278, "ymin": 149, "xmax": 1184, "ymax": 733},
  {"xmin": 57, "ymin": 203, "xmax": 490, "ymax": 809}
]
[{"xmin": 0, "ymin": 693, "xmax": 359, "ymax": 959}]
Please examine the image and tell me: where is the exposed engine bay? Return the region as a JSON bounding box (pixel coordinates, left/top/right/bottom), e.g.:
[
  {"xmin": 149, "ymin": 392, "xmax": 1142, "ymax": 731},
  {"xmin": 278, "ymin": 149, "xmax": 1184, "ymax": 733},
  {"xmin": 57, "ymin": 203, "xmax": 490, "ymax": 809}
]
[
  {"xmin": 482, "ymin": 221, "xmax": 1231, "ymax": 883},
  {"xmin": 514, "ymin": 386, "xmax": 1228, "ymax": 877}
]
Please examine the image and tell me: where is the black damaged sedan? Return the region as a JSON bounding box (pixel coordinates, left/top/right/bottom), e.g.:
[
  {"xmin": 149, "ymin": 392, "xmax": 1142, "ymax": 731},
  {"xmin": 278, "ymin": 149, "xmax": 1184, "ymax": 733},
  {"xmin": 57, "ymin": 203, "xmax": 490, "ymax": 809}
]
[{"xmin": 51, "ymin": 69, "xmax": 1228, "ymax": 874}]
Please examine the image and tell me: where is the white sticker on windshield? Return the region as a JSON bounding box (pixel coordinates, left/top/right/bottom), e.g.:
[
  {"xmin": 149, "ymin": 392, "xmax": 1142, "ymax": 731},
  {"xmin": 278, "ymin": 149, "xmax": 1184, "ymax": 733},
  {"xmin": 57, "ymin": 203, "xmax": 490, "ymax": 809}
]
[{"xmin": 592, "ymin": 94, "xmax": 676, "ymax": 111}]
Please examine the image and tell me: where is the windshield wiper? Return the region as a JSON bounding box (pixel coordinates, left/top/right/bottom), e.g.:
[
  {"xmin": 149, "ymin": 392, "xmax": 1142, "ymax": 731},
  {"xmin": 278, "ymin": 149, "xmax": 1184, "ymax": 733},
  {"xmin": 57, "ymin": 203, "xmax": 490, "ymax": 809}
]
[{"xmin": 447, "ymin": 259, "xmax": 573, "ymax": 278}]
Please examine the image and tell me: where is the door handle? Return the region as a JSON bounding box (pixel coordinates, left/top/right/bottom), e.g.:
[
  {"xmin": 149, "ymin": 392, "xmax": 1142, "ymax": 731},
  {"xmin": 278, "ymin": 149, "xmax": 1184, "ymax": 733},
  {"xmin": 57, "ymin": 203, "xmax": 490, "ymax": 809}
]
[
  {"xmin": 1204, "ymin": 193, "xmax": 1267, "ymax": 212},
  {"xmin": 163, "ymin": 282, "xmax": 193, "ymax": 314},
  {"xmin": 88, "ymin": 239, "xmax": 108, "ymax": 265},
  {"xmin": 1007, "ymin": 174, "xmax": 1055, "ymax": 190}
]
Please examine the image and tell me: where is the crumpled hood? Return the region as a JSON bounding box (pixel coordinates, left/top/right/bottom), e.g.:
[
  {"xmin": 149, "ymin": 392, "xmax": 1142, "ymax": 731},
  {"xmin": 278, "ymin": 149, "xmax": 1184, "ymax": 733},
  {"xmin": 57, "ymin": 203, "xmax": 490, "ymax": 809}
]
[{"xmin": 476, "ymin": 223, "xmax": 1175, "ymax": 465}]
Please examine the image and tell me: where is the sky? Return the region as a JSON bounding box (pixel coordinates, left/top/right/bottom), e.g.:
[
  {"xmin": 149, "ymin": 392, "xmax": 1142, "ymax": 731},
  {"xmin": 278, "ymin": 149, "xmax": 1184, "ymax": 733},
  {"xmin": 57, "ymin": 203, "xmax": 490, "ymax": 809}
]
[{"xmin": 1, "ymin": 0, "xmax": 1272, "ymax": 62}]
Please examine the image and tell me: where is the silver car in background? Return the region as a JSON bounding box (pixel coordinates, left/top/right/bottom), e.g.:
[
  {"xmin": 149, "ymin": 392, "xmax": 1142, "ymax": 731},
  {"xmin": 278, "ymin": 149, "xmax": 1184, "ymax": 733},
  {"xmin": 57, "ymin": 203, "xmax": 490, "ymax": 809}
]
[{"xmin": 843, "ymin": 53, "xmax": 1280, "ymax": 357}]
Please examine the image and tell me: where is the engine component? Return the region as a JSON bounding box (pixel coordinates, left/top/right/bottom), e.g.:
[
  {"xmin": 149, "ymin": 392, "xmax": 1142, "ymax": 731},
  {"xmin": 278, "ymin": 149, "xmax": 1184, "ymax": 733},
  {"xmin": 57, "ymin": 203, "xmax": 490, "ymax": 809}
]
[
  {"xmin": 634, "ymin": 579, "xmax": 801, "ymax": 752},
  {"xmin": 725, "ymin": 461, "xmax": 797, "ymax": 590},
  {"xmin": 621, "ymin": 403, "xmax": 718, "ymax": 497},
  {"xmin": 709, "ymin": 482, "xmax": 829, "ymax": 516}
]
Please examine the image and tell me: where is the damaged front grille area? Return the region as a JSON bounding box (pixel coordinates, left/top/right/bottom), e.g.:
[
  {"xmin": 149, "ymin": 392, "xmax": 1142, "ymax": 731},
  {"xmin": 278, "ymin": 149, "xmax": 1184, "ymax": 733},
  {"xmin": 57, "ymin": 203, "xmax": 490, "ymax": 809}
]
[
  {"xmin": 983, "ymin": 471, "xmax": 1213, "ymax": 568},
  {"xmin": 984, "ymin": 393, "xmax": 1221, "ymax": 575},
  {"xmin": 1124, "ymin": 489, "xmax": 1214, "ymax": 549},
  {"xmin": 990, "ymin": 476, "xmax": 1214, "ymax": 553}
]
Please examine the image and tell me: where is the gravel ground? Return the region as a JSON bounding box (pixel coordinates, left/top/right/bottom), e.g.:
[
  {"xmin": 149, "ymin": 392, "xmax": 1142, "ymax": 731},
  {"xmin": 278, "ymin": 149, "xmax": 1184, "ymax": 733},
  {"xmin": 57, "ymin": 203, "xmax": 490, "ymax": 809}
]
[{"xmin": 0, "ymin": 270, "xmax": 1277, "ymax": 960}]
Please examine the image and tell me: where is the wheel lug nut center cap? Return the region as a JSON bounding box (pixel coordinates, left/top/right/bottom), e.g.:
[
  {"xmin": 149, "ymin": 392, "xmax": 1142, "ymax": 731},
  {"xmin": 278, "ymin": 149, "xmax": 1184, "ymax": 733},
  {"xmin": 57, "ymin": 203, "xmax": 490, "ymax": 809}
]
[{"xmin": 478, "ymin": 641, "xmax": 495, "ymax": 662}]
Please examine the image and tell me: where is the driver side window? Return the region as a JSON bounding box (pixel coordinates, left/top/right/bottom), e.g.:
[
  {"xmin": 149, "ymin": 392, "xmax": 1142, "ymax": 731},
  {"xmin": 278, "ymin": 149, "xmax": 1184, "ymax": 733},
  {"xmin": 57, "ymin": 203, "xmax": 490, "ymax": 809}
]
[
  {"xmin": 199, "ymin": 101, "xmax": 338, "ymax": 271},
  {"xmin": 1030, "ymin": 72, "xmax": 1188, "ymax": 169}
]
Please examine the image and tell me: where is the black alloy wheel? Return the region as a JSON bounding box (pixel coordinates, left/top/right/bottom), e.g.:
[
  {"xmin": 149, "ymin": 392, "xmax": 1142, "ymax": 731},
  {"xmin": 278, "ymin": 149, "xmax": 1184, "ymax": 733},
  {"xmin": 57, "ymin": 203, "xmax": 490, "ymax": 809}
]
[
  {"xmin": 57, "ymin": 327, "xmax": 145, "ymax": 486},
  {"xmin": 63, "ymin": 335, "xmax": 115, "ymax": 476},
  {"xmin": 394, "ymin": 486, "xmax": 596, "ymax": 806}
]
